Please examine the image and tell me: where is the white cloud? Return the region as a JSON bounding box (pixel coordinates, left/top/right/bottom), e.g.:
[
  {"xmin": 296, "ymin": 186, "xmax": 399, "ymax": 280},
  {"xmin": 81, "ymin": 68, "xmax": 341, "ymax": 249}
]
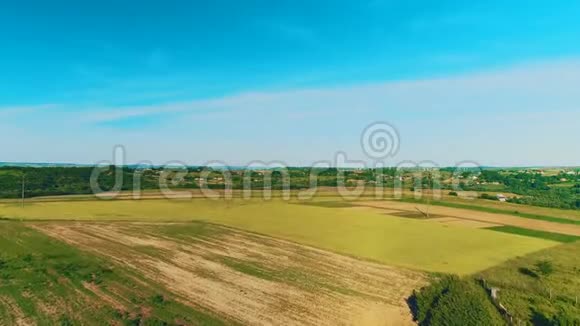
[{"xmin": 75, "ymin": 58, "xmax": 580, "ymax": 125}]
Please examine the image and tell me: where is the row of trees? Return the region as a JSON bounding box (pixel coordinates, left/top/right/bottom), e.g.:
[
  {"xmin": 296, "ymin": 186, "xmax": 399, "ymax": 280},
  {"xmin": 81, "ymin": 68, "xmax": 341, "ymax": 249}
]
[
  {"xmin": 1, "ymin": 166, "xmax": 578, "ymax": 210},
  {"xmin": 0, "ymin": 166, "xmax": 157, "ymax": 198},
  {"xmin": 0, "ymin": 166, "xmax": 395, "ymax": 198},
  {"xmin": 476, "ymin": 170, "xmax": 580, "ymax": 210}
]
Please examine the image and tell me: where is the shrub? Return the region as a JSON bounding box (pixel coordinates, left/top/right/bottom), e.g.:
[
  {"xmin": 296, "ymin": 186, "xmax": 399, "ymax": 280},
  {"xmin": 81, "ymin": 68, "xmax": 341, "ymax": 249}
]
[
  {"xmin": 448, "ymin": 191, "xmax": 458, "ymax": 196},
  {"xmin": 480, "ymin": 193, "xmax": 498, "ymax": 201},
  {"xmin": 151, "ymin": 294, "xmax": 166, "ymax": 305},
  {"xmin": 535, "ymin": 260, "xmax": 554, "ymax": 277},
  {"xmin": 408, "ymin": 275, "xmax": 504, "ymax": 326}
]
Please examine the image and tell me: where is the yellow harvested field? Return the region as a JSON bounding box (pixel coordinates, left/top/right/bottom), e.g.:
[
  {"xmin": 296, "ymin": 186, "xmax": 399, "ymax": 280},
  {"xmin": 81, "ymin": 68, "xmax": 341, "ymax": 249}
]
[
  {"xmin": 33, "ymin": 222, "xmax": 427, "ymax": 325},
  {"xmin": 0, "ymin": 198, "xmax": 558, "ymax": 274},
  {"xmin": 432, "ymin": 218, "xmax": 502, "ymax": 229},
  {"xmin": 355, "ymin": 201, "xmax": 580, "ymax": 236},
  {"xmin": 428, "ymin": 217, "xmax": 460, "ymax": 223},
  {"xmin": 11, "ymin": 188, "xmax": 579, "ymax": 222}
]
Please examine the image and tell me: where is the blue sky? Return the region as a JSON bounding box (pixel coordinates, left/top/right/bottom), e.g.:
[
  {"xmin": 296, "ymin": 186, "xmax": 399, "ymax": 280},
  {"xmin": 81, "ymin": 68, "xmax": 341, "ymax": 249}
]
[{"xmin": 1, "ymin": 0, "xmax": 580, "ymax": 166}]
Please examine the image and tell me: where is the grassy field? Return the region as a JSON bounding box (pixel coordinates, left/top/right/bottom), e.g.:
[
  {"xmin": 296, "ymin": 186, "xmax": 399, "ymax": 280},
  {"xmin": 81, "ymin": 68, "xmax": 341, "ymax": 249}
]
[
  {"xmin": 479, "ymin": 241, "xmax": 580, "ymax": 324},
  {"xmin": 486, "ymin": 225, "xmax": 580, "ymax": 243},
  {"xmin": 0, "ymin": 222, "xmax": 224, "ymax": 325},
  {"xmin": 0, "ymin": 198, "xmax": 558, "ymax": 274}
]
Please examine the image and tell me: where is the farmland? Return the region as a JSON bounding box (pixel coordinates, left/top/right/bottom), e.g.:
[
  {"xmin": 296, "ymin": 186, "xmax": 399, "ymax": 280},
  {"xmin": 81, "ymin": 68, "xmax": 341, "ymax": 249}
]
[
  {"xmin": 32, "ymin": 221, "xmax": 427, "ymax": 325},
  {"xmin": 0, "ymin": 197, "xmax": 558, "ymax": 274},
  {"xmin": 3, "ymin": 2, "xmax": 580, "ymax": 324},
  {"xmin": 351, "ymin": 200, "xmax": 580, "ymax": 236},
  {"xmin": 0, "ymin": 191, "xmax": 578, "ymax": 325},
  {"xmin": 0, "ymin": 222, "xmax": 223, "ymax": 325}
]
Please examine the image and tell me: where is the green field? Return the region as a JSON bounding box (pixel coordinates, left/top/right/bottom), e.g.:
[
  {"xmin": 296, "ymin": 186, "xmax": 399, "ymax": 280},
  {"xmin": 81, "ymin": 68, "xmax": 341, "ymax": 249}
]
[
  {"xmin": 487, "ymin": 225, "xmax": 580, "ymax": 243},
  {"xmin": 0, "ymin": 198, "xmax": 558, "ymax": 274},
  {"xmin": 479, "ymin": 241, "xmax": 580, "ymax": 323}
]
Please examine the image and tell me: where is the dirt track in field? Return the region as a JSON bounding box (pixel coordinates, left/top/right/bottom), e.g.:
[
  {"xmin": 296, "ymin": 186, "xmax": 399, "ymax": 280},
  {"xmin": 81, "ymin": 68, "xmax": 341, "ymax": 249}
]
[
  {"xmin": 353, "ymin": 201, "xmax": 580, "ymax": 236},
  {"xmin": 33, "ymin": 222, "xmax": 426, "ymax": 326}
]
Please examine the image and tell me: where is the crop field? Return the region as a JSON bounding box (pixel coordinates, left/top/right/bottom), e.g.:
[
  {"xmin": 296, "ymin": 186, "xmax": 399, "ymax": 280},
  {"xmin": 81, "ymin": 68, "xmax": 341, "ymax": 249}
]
[
  {"xmin": 0, "ymin": 198, "xmax": 558, "ymax": 274},
  {"xmin": 0, "ymin": 220, "xmax": 428, "ymax": 325},
  {"xmin": 1, "ymin": 194, "xmax": 576, "ymax": 325},
  {"xmin": 352, "ymin": 200, "xmax": 580, "ymax": 236},
  {"xmin": 14, "ymin": 187, "xmax": 579, "ymax": 223},
  {"xmin": 31, "ymin": 221, "xmax": 427, "ymax": 325}
]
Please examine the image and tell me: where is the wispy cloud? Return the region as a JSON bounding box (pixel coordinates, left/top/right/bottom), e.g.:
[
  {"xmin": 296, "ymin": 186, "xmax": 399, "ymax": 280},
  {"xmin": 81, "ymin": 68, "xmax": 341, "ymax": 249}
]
[
  {"xmin": 5, "ymin": 59, "xmax": 579, "ymax": 165},
  {"xmin": 72, "ymin": 58, "xmax": 580, "ymax": 126},
  {"xmin": 10, "ymin": 58, "xmax": 580, "ymax": 128}
]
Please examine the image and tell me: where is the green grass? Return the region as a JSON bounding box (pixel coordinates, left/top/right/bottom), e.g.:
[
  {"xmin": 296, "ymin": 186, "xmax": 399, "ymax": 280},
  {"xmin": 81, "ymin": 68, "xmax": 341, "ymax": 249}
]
[
  {"xmin": 479, "ymin": 241, "xmax": 580, "ymax": 324},
  {"xmin": 399, "ymin": 197, "xmax": 580, "ymax": 225},
  {"xmin": 487, "ymin": 226, "xmax": 580, "ymax": 243},
  {"xmin": 548, "ymin": 183, "xmax": 575, "ymax": 188},
  {"xmin": 0, "ymin": 221, "xmax": 226, "ymax": 325},
  {"xmin": 478, "ymin": 184, "xmax": 508, "ymax": 191},
  {"xmin": 218, "ymin": 256, "xmax": 277, "ymax": 281},
  {"xmin": 0, "ymin": 199, "xmax": 558, "ymax": 274}
]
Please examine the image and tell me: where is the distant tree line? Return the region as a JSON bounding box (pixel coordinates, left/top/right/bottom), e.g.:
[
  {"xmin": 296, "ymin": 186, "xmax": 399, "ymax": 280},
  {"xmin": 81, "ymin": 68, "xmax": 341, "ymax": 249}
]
[
  {"xmin": 0, "ymin": 166, "xmax": 398, "ymax": 198},
  {"xmin": 0, "ymin": 166, "xmax": 157, "ymax": 198},
  {"xmin": 475, "ymin": 170, "xmax": 580, "ymax": 210},
  {"xmin": 1, "ymin": 166, "xmax": 578, "ymax": 210}
]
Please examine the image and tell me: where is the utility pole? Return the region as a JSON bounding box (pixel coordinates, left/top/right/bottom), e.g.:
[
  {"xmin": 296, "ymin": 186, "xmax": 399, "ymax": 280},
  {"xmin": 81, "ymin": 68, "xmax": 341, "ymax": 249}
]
[
  {"xmin": 415, "ymin": 171, "xmax": 433, "ymax": 219},
  {"xmin": 21, "ymin": 174, "xmax": 25, "ymax": 208}
]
